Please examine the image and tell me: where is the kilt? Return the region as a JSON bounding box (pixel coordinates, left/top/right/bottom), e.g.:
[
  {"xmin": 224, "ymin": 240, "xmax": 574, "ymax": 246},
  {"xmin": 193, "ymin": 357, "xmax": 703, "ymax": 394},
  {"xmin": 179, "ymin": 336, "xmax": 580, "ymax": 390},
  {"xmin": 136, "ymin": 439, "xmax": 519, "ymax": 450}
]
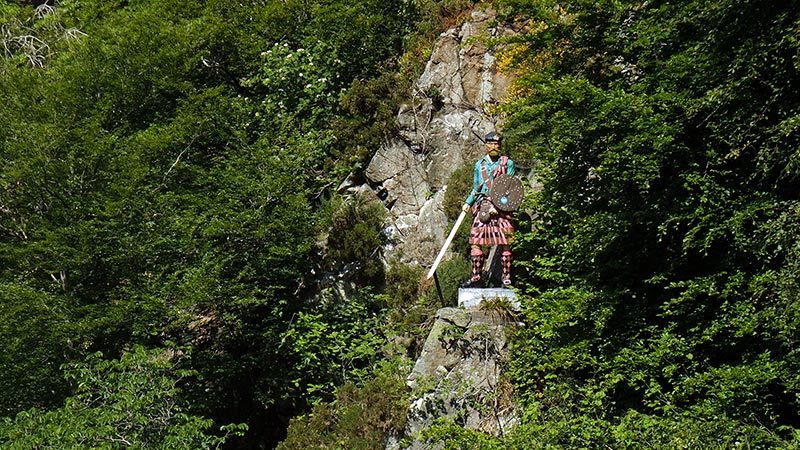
[{"xmin": 469, "ymin": 200, "xmax": 514, "ymax": 246}]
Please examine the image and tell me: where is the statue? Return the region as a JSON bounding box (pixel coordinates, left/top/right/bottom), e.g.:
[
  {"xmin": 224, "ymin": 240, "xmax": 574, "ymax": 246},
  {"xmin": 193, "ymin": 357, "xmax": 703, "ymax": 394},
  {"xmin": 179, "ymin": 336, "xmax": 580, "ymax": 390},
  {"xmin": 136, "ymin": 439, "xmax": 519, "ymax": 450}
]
[{"xmin": 461, "ymin": 131, "xmax": 518, "ymax": 287}]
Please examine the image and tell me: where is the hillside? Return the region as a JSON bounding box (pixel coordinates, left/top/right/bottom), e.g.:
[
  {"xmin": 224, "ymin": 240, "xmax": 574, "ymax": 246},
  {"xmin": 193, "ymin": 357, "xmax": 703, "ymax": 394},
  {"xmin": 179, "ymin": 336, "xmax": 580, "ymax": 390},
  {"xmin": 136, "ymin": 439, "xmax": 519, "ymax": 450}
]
[{"xmin": 1, "ymin": 0, "xmax": 799, "ymax": 449}]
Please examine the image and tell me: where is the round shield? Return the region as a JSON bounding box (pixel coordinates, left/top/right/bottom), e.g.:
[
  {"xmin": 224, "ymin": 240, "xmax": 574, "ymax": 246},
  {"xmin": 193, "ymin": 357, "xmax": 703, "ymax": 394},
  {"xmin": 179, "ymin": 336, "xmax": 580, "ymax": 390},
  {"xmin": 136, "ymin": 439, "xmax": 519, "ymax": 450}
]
[{"xmin": 490, "ymin": 173, "xmax": 524, "ymax": 212}]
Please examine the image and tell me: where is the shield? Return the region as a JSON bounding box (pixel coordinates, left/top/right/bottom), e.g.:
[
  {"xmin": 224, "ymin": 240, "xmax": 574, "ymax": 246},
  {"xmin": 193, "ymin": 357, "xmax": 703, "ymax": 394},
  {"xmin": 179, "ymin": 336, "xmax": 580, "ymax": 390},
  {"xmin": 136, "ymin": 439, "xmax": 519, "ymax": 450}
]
[{"xmin": 490, "ymin": 173, "xmax": 524, "ymax": 211}]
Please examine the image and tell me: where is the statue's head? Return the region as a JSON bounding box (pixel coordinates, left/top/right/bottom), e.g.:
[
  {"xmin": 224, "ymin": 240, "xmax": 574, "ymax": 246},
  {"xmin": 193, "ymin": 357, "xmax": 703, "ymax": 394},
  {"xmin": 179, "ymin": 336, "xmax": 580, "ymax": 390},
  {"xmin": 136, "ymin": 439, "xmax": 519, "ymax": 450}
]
[{"xmin": 485, "ymin": 131, "xmax": 502, "ymax": 157}]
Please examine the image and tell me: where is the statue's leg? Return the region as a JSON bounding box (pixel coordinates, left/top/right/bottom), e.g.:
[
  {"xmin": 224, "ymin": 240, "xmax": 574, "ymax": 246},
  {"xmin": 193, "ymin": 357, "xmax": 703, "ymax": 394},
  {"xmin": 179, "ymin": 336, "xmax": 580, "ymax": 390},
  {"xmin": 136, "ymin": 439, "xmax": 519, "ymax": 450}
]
[
  {"xmin": 470, "ymin": 246, "xmax": 485, "ymax": 282},
  {"xmin": 501, "ymin": 246, "xmax": 513, "ymax": 286}
]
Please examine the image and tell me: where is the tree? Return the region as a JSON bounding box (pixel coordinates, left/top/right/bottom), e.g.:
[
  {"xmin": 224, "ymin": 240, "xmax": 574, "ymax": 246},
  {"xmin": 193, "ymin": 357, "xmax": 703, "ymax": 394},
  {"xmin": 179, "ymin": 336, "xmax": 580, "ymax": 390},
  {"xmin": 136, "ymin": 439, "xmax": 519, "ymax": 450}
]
[
  {"xmin": 494, "ymin": 0, "xmax": 800, "ymax": 446},
  {"xmin": 0, "ymin": 346, "xmax": 246, "ymax": 449},
  {"xmin": 0, "ymin": 0, "xmax": 423, "ymax": 447}
]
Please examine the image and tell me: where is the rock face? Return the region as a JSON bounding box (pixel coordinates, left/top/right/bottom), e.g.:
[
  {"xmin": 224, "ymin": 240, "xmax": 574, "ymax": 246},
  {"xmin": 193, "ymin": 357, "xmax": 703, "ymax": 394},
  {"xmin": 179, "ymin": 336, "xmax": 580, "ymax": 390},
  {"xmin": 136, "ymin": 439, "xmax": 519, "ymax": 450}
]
[
  {"xmin": 362, "ymin": 9, "xmax": 518, "ymax": 267},
  {"xmin": 388, "ymin": 301, "xmax": 520, "ymax": 449},
  {"xmin": 364, "ymin": 9, "xmax": 525, "ymax": 449}
]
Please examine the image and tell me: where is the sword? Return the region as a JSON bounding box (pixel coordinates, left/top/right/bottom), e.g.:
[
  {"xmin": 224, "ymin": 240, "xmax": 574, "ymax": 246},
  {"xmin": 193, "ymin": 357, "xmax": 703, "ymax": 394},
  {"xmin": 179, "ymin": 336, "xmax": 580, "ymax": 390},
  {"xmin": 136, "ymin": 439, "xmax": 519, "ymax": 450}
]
[{"xmin": 427, "ymin": 210, "xmax": 468, "ymax": 279}]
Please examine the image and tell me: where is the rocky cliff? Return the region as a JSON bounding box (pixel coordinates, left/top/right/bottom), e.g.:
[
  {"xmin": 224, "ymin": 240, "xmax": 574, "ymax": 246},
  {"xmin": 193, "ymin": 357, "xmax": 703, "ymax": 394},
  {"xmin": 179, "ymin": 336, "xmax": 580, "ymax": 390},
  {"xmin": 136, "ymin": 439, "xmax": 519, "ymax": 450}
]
[
  {"xmin": 388, "ymin": 290, "xmax": 521, "ymax": 449},
  {"xmin": 357, "ymin": 10, "xmax": 526, "ymax": 448},
  {"xmin": 355, "ymin": 9, "xmax": 519, "ymax": 268}
]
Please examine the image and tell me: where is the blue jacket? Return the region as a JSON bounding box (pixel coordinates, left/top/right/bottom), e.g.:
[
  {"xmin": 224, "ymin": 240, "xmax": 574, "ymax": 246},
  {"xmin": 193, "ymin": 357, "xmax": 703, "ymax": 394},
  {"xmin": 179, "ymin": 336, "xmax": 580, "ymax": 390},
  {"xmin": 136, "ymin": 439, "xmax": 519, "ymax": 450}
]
[{"xmin": 464, "ymin": 155, "xmax": 516, "ymax": 206}]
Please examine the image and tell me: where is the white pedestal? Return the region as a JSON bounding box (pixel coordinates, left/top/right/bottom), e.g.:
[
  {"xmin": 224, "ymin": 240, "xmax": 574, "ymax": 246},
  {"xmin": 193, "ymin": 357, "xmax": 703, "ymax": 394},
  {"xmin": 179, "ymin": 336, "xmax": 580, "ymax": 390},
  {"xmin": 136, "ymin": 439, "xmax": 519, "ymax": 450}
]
[{"xmin": 458, "ymin": 288, "xmax": 520, "ymax": 311}]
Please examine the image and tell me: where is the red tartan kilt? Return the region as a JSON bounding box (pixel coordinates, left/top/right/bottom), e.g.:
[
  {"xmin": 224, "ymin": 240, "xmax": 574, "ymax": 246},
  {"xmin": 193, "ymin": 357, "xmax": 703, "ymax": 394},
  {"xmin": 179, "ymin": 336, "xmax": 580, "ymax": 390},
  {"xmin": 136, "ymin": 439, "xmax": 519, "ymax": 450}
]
[{"xmin": 469, "ymin": 206, "xmax": 514, "ymax": 246}]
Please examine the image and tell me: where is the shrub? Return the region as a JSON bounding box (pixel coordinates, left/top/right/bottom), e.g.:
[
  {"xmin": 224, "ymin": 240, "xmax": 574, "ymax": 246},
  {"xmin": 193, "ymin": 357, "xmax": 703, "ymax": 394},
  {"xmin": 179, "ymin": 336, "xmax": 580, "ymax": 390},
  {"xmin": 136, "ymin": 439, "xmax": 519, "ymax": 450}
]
[
  {"xmin": 442, "ymin": 163, "xmax": 474, "ymax": 221},
  {"xmin": 276, "ymin": 359, "xmax": 409, "ymax": 450},
  {"xmin": 324, "ymin": 193, "xmax": 388, "ymax": 282},
  {"xmin": 424, "ymin": 258, "xmax": 471, "ymax": 308},
  {"xmin": 0, "ymin": 347, "xmax": 246, "ymax": 449}
]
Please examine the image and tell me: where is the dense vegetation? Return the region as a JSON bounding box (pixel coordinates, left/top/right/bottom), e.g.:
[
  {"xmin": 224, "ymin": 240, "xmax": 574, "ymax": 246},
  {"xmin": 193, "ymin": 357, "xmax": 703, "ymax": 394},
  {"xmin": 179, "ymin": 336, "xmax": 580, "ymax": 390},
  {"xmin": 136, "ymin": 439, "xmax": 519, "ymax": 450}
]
[
  {"xmin": 0, "ymin": 0, "xmax": 452, "ymax": 447},
  {"xmin": 1, "ymin": 0, "xmax": 799, "ymax": 448},
  {"xmin": 459, "ymin": 0, "xmax": 800, "ymax": 447}
]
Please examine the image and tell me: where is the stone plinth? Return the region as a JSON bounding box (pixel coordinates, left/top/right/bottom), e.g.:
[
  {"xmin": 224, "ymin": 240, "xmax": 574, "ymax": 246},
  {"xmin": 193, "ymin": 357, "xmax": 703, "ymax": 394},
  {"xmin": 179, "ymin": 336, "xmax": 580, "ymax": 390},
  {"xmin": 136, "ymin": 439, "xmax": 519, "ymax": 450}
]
[{"xmin": 458, "ymin": 287, "xmax": 519, "ymax": 311}]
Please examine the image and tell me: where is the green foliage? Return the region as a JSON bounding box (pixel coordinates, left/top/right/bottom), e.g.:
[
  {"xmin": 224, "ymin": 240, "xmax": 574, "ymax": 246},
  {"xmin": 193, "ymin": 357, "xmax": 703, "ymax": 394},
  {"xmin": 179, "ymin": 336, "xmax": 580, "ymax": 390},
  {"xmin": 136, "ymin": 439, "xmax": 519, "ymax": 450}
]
[
  {"xmin": 281, "ymin": 290, "xmax": 386, "ymax": 402},
  {"xmin": 425, "ymin": 258, "xmax": 471, "ymax": 308},
  {"xmin": 0, "ymin": 1, "xmax": 84, "ymax": 70},
  {"xmin": 243, "ymin": 41, "xmax": 346, "ymax": 130},
  {"xmin": 0, "ymin": 284, "xmax": 73, "ymax": 415},
  {"xmin": 324, "ymin": 193, "xmax": 388, "ymax": 282},
  {"xmin": 408, "ymin": 0, "xmax": 483, "ymax": 48},
  {"xmin": 478, "ymin": 296, "xmax": 520, "ymax": 322},
  {"xmin": 0, "ymin": 0, "xmax": 426, "ymax": 447},
  {"xmin": 382, "ymin": 263, "xmax": 437, "ymax": 356},
  {"xmin": 299, "ymin": 0, "xmax": 414, "ymax": 82},
  {"xmin": 442, "ymin": 163, "xmax": 474, "ymax": 220},
  {"xmin": 385, "ymin": 262, "xmax": 425, "ymax": 308},
  {"xmin": 334, "ymin": 72, "xmax": 413, "ymax": 176},
  {"xmin": 496, "ymin": 0, "xmax": 800, "ymax": 446},
  {"xmin": 276, "ymin": 359, "xmax": 409, "ymax": 450},
  {"xmin": 14, "ymin": 0, "xmax": 800, "ymax": 448},
  {"xmin": 0, "ymin": 346, "xmax": 246, "ymax": 449},
  {"xmin": 420, "ymin": 419, "xmax": 507, "ymax": 450}
]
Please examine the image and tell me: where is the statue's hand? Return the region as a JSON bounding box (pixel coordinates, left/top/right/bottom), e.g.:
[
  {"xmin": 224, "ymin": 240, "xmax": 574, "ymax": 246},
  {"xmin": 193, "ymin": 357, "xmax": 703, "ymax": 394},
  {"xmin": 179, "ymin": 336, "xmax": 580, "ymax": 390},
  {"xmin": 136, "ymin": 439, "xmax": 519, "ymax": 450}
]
[
  {"xmin": 462, "ymin": 203, "xmax": 471, "ymax": 213},
  {"xmin": 490, "ymin": 207, "xmax": 498, "ymax": 216}
]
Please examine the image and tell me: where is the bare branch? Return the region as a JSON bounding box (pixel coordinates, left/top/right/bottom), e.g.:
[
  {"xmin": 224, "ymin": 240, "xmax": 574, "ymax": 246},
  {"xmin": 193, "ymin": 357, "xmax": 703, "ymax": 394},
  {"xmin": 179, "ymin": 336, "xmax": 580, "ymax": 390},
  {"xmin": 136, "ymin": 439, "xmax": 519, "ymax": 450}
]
[{"xmin": 33, "ymin": 4, "xmax": 57, "ymax": 20}]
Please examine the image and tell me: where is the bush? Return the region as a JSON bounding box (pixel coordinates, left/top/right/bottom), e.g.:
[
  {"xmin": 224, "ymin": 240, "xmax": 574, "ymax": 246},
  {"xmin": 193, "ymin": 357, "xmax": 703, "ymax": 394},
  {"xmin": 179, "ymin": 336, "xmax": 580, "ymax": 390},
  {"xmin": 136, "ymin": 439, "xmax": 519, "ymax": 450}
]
[
  {"xmin": 0, "ymin": 347, "xmax": 246, "ymax": 449},
  {"xmin": 442, "ymin": 163, "xmax": 474, "ymax": 220},
  {"xmin": 276, "ymin": 359, "xmax": 409, "ymax": 450},
  {"xmin": 281, "ymin": 289, "xmax": 385, "ymax": 402},
  {"xmin": 424, "ymin": 258, "xmax": 471, "ymax": 308},
  {"xmin": 324, "ymin": 193, "xmax": 388, "ymax": 282}
]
